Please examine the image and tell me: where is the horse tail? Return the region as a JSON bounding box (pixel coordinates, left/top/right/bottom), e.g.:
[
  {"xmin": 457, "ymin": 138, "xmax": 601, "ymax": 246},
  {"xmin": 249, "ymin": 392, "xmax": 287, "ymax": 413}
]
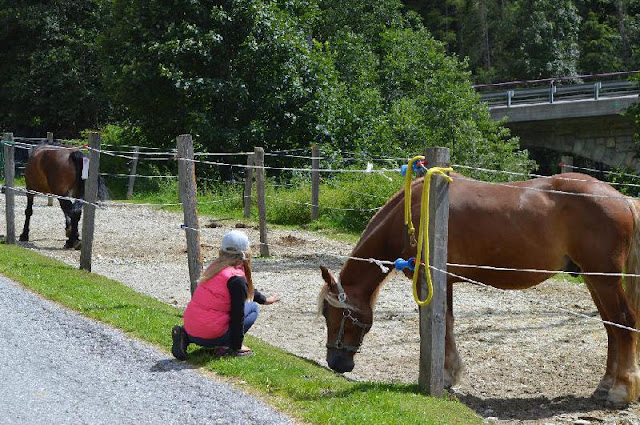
[
  {"xmin": 97, "ymin": 176, "xmax": 110, "ymax": 201},
  {"xmin": 69, "ymin": 150, "xmax": 85, "ymax": 200},
  {"xmin": 625, "ymin": 198, "xmax": 640, "ymax": 356},
  {"xmin": 69, "ymin": 150, "xmax": 110, "ymax": 201}
]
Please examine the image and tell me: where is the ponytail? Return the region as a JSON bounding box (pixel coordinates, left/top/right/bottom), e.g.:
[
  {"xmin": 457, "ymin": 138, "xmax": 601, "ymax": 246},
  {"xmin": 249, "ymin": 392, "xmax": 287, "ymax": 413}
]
[
  {"xmin": 199, "ymin": 249, "xmax": 254, "ymax": 302},
  {"xmin": 243, "ymin": 257, "xmax": 255, "ymax": 302}
]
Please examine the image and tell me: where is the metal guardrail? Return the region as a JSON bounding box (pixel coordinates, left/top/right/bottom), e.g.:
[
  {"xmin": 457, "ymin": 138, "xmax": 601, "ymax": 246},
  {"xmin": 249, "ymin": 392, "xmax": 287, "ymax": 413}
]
[{"xmin": 477, "ymin": 72, "xmax": 640, "ymax": 107}]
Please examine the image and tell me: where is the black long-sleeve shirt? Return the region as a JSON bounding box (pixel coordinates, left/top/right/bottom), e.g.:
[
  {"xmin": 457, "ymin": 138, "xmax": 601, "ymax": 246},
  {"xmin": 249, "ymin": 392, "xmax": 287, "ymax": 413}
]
[{"xmin": 227, "ymin": 276, "xmax": 266, "ymax": 350}]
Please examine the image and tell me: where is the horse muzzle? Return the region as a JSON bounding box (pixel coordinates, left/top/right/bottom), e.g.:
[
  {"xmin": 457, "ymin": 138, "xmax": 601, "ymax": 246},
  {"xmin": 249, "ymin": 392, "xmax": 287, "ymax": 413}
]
[{"xmin": 327, "ymin": 348, "xmax": 355, "ymax": 373}]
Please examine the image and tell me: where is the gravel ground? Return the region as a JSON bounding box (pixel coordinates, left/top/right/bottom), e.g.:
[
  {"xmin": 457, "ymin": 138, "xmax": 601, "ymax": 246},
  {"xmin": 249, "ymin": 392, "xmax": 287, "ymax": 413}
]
[
  {"xmin": 4, "ymin": 194, "xmax": 640, "ymax": 425},
  {"xmin": 0, "ymin": 274, "xmax": 292, "ymax": 425}
]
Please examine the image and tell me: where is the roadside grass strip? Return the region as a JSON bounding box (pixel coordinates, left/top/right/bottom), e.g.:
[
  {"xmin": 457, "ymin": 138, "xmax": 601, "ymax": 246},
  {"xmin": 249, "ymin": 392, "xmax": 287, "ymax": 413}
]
[{"xmin": 0, "ymin": 243, "xmax": 482, "ymax": 425}]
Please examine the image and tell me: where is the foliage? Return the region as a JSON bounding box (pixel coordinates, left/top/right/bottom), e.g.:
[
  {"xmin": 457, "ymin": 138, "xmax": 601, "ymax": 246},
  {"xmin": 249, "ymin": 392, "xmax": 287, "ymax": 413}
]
[
  {"xmin": 94, "ymin": 125, "xmax": 175, "ymax": 198},
  {"xmin": 603, "ymin": 167, "xmax": 640, "ymax": 198},
  {"xmin": 98, "ymin": 0, "xmax": 532, "ymax": 177},
  {"xmin": 265, "ymin": 181, "xmax": 312, "ymax": 225},
  {"xmin": 578, "ymin": 11, "xmax": 624, "ymax": 74},
  {"xmin": 2, "ymin": 0, "xmax": 541, "ymax": 182},
  {"xmin": 0, "ymin": 0, "xmax": 109, "ymax": 137},
  {"xmin": 403, "ymin": 0, "xmax": 640, "ymax": 83},
  {"xmin": 101, "ymin": 0, "xmax": 324, "ymax": 151},
  {"xmin": 507, "ymin": 0, "xmax": 582, "ymax": 79},
  {"xmin": 626, "ymin": 74, "xmax": 640, "ymax": 171},
  {"xmin": 326, "ymin": 171, "xmax": 403, "ymax": 231}
]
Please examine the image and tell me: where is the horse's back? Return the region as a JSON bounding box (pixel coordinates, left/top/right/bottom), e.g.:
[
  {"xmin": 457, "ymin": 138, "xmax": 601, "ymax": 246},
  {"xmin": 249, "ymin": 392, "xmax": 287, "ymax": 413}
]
[
  {"xmin": 447, "ymin": 172, "xmax": 634, "ymax": 288},
  {"xmin": 24, "ymin": 146, "xmax": 81, "ymax": 197}
]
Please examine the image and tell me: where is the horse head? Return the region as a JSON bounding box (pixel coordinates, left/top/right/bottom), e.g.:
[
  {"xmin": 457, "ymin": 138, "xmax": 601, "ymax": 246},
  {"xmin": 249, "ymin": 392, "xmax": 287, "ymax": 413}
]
[{"xmin": 318, "ymin": 265, "xmax": 373, "ymax": 373}]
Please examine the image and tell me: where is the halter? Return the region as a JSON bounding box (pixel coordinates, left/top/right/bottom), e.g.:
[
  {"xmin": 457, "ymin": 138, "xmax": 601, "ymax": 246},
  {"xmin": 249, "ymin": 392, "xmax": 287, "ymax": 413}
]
[{"xmin": 325, "ymin": 279, "xmax": 372, "ymax": 353}]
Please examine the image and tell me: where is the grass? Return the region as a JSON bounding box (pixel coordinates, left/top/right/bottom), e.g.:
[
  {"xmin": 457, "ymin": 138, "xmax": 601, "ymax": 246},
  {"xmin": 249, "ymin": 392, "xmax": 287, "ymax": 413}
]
[
  {"xmin": 0, "ymin": 242, "xmax": 482, "ymax": 425},
  {"xmin": 119, "ymin": 171, "xmax": 403, "ymax": 237}
]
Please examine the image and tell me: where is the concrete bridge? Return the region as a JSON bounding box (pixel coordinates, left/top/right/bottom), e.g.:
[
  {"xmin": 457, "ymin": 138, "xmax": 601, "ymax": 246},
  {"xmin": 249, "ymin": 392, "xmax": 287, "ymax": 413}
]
[{"xmin": 478, "ymin": 73, "xmax": 640, "ymax": 171}]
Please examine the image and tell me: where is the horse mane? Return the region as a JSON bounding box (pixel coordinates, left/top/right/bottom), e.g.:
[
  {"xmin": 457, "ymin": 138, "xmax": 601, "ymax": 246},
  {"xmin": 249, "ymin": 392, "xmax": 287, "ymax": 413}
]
[
  {"xmin": 317, "ymin": 179, "xmax": 422, "ymax": 316},
  {"xmin": 351, "ymin": 182, "xmax": 411, "ymax": 253}
]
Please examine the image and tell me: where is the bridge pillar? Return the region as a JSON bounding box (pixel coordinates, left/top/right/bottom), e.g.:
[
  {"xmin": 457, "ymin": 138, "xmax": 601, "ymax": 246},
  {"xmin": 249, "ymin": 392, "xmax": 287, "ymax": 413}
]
[{"xmin": 504, "ymin": 114, "xmax": 637, "ymax": 171}]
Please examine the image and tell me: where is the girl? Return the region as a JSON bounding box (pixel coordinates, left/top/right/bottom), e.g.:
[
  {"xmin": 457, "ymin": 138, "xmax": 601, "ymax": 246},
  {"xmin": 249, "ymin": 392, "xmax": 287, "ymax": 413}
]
[{"xmin": 171, "ymin": 230, "xmax": 280, "ymax": 359}]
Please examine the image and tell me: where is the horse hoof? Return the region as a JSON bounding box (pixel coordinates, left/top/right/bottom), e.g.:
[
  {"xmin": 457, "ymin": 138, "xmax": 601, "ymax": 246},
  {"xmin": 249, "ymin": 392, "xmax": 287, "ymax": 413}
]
[
  {"xmin": 19, "ymin": 234, "xmax": 28, "ymax": 242},
  {"xmin": 607, "ymin": 375, "xmax": 640, "ymax": 405},
  {"xmin": 73, "ymin": 240, "xmax": 82, "ymax": 250},
  {"xmin": 592, "ymin": 386, "xmax": 610, "ymax": 400}
]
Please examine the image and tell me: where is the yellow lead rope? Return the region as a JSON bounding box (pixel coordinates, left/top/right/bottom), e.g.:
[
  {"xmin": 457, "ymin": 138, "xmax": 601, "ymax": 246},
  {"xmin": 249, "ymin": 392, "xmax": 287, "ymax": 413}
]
[
  {"xmin": 403, "ymin": 156, "xmax": 425, "ymax": 245},
  {"xmin": 404, "ymin": 160, "xmax": 453, "ymax": 307}
]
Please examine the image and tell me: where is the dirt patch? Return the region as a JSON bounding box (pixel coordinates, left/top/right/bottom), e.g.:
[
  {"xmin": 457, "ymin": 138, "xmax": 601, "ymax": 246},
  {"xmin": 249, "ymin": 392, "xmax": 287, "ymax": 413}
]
[
  {"xmin": 3, "ymin": 196, "xmax": 640, "ymax": 424},
  {"xmin": 278, "ymin": 234, "xmax": 306, "ymax": 246}
]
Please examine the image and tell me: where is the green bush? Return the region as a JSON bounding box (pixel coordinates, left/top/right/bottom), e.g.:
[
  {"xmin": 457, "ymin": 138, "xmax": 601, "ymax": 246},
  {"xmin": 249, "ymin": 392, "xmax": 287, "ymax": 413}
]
[
  {"xmin": 325, "ymin": 171, "xmax": 403, "ymax": 232},
  {"xmin": 197, "ymin": 182, "xmax": 245, "ymax": 219},
  {"xmin": 266, "ymin": 181, "xmax": 312, "ymax": 225}
]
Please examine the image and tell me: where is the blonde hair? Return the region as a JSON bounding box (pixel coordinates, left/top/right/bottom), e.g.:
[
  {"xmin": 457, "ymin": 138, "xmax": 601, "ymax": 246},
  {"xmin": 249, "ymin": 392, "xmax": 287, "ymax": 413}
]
[{"xmin": 199, "ymin": 249, "xmax": 254, "ymax": 301}]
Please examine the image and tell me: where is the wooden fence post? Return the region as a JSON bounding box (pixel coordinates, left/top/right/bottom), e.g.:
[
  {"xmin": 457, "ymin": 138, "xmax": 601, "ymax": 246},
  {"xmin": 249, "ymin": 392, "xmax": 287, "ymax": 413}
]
[
  {"xmin": 243, "ymin": 153, "xmax": 254, "ymax": 218},
  {"xmin": 47, "ymin": 132, "xmax": 54, "ymax": 206},
  {"xmin": 126, "ymin": 146, "xmax": 140, "ymax": 199},
  {"xmin": 254, "ymin": 147, "xmax": 269, "ymax": 256},
  {"xmin": 418, "ymin": 147, "xmax": 450, "ymax": 396},
  {"xmin": 311, "ymin": 145, "xmax": 320, "ymax": 220},
  {"xmin": 177, "ymin": 134, "xmax": 203, "ymax": 295},
  {"xmin": 80, "ymin": 132, "xmax": 102, "ymax": 271},
  {"xmin": 3, "ymin": 133, "xmax": 15, "ymax": 244},
  {"xmin": 560, "ymin": 155, "xmax": 573, "ymax": 174}
]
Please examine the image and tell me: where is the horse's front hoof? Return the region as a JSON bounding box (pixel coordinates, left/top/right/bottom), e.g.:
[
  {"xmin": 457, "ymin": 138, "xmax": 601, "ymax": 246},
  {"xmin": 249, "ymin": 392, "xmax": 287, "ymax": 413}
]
[
  {"xmin": 606, "ymin": 386, "xmax": 632, "ymax": 409},
  {"xmin": 593, "ymin": 375, "xmax": 614, "ymax": 400},
  {"xmin": 73, "ymin": 240, "xmax": 82, "ymax": 250},
  {"xmin": 19, "ymin": 234, "xmax": 28, "ymax": 242},
  {"xmin": 607, "ymin": 374, "xmax": 640, "ymax": 405}
]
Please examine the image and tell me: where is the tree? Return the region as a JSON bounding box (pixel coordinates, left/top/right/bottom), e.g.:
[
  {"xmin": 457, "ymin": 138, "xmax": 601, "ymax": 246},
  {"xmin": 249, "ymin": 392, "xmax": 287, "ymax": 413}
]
[
  {"xmin": 0, "ymin": 0, "xmax": 109, "ymax": 137},
  {"xmin": 101, "ymin": 0, "xmax": 532, "ymax": 175},
  {"xmin": 102, "ymin": 0, "xmax": 331, "ymax": 152},
  {"xmin": 372, "ymin": 27, "xmax": 531, "ymax": 172},
  {"xmin": 508, "ymin": 0, "xmax": 581, "ymax": 79},
  {"xmin": 578, "ymin": 11, "xmax": 624, "ymax": 73}
]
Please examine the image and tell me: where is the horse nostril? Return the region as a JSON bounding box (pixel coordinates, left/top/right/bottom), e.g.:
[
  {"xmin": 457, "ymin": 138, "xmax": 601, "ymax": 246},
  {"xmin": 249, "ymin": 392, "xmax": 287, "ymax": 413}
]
[{"xmin": 327, "ymin": 351, "xmax": 355, "ymax": 373}]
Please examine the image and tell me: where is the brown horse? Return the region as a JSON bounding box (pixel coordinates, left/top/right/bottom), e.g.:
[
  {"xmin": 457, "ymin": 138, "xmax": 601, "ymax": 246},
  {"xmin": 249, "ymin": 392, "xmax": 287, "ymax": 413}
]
[
  {"xmin": 19, "ymin": 145, "xmax": 105, "ymax": 249},
  {"xmin": 319, "ymin": 172, "xmax": 640, "ymax": 405}
]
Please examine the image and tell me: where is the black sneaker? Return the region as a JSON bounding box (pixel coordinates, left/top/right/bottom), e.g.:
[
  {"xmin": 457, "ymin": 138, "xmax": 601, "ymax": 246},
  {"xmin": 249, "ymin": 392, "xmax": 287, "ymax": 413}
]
[{"xmin": 171, "ymin": 326, "xmax": 188, "ymax": 360}]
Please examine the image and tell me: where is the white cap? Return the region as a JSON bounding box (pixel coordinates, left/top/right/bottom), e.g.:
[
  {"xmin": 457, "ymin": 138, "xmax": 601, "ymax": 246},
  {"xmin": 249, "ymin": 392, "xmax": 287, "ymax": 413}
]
[{"xmin": 220, "ymin": 230, "xmax": 250, "ymax": 257}]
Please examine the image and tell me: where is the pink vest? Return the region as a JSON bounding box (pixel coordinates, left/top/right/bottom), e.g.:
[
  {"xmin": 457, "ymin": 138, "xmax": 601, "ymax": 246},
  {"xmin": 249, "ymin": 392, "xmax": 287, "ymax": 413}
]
[{"xmin": 183, "ymin": 265, "xmax": 246, "ymax": 339}]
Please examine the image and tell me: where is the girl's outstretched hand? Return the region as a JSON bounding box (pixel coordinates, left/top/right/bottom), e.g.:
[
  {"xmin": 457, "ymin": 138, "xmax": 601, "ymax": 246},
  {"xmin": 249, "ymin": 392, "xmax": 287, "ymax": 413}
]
[{"xmin": 265, "ymin": 295, "xmax": 281, "ymax": 305}]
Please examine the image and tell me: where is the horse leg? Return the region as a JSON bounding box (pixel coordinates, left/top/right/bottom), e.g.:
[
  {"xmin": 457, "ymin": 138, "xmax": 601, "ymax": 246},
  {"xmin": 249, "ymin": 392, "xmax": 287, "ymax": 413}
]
[
  {"xmin": 444, "ymin": 282, "xmax": 463, "ymax": 387},
  {"xmin": 585, "ymin": 275, "xmax": 640, "ymax": 405},
  {"xmin": 19, "ymin": 194, "xmax": 34, "ymax": 242},
  {"xmin": 68, "ymin": 200, "xmax": 82, "ymax": 250},
  {"xmin": 59, "ymin": 199, "xmax": 73, "ymax": 237},
  {"xmin": 59, "ymin": 199, "xmax": 79, "ymax": 249},
  {"xmin": 584, "ymin": 282, "xmax": 617, "ymax": 398}
]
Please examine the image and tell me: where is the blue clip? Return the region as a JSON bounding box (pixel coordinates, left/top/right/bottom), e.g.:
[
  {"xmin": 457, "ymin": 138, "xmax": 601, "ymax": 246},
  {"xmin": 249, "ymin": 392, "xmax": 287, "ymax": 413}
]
[
  {"xmin": 400, "ymin": 160, "xmax": 426, "ymax": 177},
  {"xmin": 180, "ymin": 224, "xmax": 185, "ymax": 229},
  {"xmin": 394, "ymin": 257, "xmax": 416, "ymax": 271}
]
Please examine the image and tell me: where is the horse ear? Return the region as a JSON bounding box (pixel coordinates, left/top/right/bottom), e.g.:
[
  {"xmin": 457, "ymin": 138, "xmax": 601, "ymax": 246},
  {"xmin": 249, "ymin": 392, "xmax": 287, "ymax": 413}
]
[{"xmin": 320, "ymin": 266, "xmax": 336, "ymax": 287}]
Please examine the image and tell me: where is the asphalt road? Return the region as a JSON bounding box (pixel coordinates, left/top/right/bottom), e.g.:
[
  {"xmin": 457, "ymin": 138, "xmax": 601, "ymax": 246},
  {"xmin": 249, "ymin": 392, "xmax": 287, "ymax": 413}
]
[{"xmin": 0, "ymin": 276, "xmax": 292, "ymax": 425}]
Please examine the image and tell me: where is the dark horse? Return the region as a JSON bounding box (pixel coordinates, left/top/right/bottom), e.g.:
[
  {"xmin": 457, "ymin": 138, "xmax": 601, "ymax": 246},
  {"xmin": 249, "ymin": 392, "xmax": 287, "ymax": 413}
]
[
  {"xmin": 319, "ymin": 172, "xmax": 640, "ymax": 405},
  {"xmin": 19, "ymin": 145, "xmax": 106, "ymax": 249}
]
